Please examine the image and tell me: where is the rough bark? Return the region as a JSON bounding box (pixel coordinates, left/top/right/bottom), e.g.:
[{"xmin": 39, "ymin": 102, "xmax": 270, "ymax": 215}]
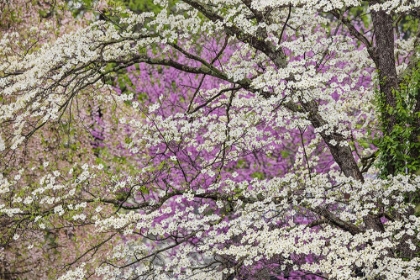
[
  {"xmin": 301, "ymin": 100, "xmax": 365, "ymax": 182},
  {"xmin": 409, "ymin": 89, "xmax": 420, "ymax": 166},
  {"xmin": 370, "ymin": 4, "xmax": 399, "ymax": 176}
]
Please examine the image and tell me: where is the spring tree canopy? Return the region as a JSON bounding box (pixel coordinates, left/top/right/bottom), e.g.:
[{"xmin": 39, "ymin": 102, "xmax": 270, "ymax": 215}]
[{"xmin": 1, "ymin": 0, "xmax": 420, "ymax": 279}]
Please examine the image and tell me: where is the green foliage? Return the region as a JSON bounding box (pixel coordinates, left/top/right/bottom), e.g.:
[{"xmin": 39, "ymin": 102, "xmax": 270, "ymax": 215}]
[
  {"xmin": 123, "ymin": 0, "xmax": 162, "ymax": 14},
  {"xmin": 397, "ymin": 15, "xmax": 419, "ymax": 39},
  {"xmin": 280, "ymin": 150, "xmax": 290, "ymax": 159},
  {"xmin": 375, "ymin": 55, "xmax": 420, "ymax": 177},
  {"xmin": 236, "ymin": 159, "xmax": 246, "ymax": 168},
  {"xmin": 348, "ymin": 5, "xmax": 370, "ymax": 28},
  {"xmin": 67, "ymin": 0, "xmax": 164, "ymax": 17},
  {"xmin": 251, "ymin": 171, "xmax": 265, "ymax": 180}
]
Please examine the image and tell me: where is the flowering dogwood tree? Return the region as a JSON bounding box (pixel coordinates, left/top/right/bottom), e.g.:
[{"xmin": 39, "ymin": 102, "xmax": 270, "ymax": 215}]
[
  {"xmin": 0, "ymin": 1, "xmax": 123, "ymax": 278},
  {"xmin": 1, "ymin": 0, "xmax": 420, "ymax": 279}
]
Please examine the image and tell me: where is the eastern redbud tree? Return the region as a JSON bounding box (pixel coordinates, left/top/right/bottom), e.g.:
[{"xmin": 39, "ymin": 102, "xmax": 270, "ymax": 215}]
[{"xmin": 1, "ymin": 0, "xmax": 420, "ymax": 279}]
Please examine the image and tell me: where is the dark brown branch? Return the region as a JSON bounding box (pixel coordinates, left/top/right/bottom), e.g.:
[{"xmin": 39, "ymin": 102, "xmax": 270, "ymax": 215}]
[
  {"xmin": 182, "ymin": 0, "xmax": 287, "ymax": 68},
  {"xmin": 279, "ymin": 4, "xmax": 292, "ymax": 43},
  {"xmin": 188, "ymin": 86, "xmax": 241, "ymax": 114},
  {"xmin": 330, "ymin": 9, "xmax": 375, "ymax": 59},
  {"xmin": 311, "ymin": 206, "xmax": 363, "ymax": 235}
]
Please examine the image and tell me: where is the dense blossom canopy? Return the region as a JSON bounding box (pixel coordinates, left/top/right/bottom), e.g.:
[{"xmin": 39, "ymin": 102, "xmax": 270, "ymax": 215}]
[{"xmin": 1, "ymin": 0, "xmax": 420, "ymax": 279}]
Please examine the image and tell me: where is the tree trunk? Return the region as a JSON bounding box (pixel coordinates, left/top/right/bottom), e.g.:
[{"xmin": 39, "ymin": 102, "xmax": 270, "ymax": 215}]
[{"xmin": 370, "ymin": 4, "xmax": 399, "ymax": 176}]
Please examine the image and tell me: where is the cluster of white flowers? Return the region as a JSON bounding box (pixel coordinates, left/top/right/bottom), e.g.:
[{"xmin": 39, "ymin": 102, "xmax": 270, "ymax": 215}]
[
  {"xmin": 57, "ymin": 263, "xmax": 86, "ymax": 280},
  {"xmin": 369, "ymin": 0, "xmax": 420, "ymax": 13},
  {"xmin": 87, "ymin": 171, "xmax": 420, "ymax": 278},
  {"xmin": 251, "ymin": 0, "xmax": 360, "ymax": 12}
]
